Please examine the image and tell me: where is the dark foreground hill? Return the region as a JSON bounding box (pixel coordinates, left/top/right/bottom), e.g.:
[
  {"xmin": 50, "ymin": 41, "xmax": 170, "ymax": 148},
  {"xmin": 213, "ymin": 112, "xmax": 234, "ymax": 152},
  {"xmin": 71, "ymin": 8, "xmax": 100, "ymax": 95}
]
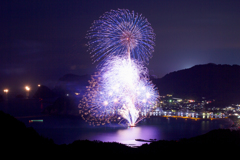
[
  {"xmin": 153, "ymin": 63, "xmax": 240, "ymax": 105},
  {"xmin": 1, "ymin": 110, "xmax": 240, "ymax": 157}
]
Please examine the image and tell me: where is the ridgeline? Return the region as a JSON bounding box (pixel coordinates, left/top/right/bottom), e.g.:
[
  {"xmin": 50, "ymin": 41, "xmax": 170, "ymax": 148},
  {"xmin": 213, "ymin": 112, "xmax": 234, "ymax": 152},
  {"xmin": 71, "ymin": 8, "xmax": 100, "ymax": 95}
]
[{"xmin": 153, "ymin": 63, "xmax": 240, "ymax": 106}]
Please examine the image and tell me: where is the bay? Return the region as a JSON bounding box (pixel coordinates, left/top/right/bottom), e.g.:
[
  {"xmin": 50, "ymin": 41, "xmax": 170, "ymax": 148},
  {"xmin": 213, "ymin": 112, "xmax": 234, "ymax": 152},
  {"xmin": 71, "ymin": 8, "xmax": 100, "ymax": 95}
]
[{"xmin": 0, "ymin": 99, "xmax": 232, "ymax": 147}]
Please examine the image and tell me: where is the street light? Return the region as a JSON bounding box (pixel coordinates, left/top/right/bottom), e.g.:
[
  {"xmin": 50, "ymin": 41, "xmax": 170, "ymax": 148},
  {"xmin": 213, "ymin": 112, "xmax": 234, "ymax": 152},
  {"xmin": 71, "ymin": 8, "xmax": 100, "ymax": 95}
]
[
  {"xmin": 25, "ymin": 86, "xmax": 30, "ymax": 99},
  {"xmin": 3, "ymin": 89, "xmax": 8, "ymax": 100}
]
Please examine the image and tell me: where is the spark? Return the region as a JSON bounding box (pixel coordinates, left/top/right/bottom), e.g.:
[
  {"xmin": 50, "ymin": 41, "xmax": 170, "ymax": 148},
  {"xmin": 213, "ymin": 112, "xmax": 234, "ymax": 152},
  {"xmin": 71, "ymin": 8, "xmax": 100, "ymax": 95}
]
[
  {"xmin": 86, "ymin": 9, "xmax": 155, "ymax": 65},
  {"xmin": 79, "ymin": 56, "xmax": 159, "ymax": 126},
  {"xmin": 79, "ymin": 9, "xmax": 159, "ymax": 127}
]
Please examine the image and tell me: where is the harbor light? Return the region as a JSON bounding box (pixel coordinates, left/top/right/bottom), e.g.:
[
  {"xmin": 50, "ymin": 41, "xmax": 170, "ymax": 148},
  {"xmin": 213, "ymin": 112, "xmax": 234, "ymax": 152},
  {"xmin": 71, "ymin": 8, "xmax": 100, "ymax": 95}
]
[
  {"xmin": 3, "ymin": 89, "xmax": 9, "ymax": 100},
  {"xmin": 25, "ymin": 86, "xmax": 30, "ymax": 91},
  {"xmin": 25, "ymin": 86, "xmax": 30, "ymax": 99}
]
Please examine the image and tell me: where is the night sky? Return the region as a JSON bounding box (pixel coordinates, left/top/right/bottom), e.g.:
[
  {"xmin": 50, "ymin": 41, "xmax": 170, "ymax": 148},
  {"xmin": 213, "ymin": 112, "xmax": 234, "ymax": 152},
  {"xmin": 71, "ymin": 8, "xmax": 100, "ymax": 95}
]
[{"xmin": 1, "ymin": 0, "xmax": 240, "ymax": 92}]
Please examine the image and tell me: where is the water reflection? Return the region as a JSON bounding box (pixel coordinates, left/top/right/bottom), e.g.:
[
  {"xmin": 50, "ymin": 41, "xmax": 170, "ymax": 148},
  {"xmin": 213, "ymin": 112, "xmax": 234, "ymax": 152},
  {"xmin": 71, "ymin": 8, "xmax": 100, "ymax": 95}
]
[
  {"xmin": 75, "ymin": 117, "xmax": 231, "ymax": 147},
  {"xmin": 86, "ymin": 126, "xmax": 160, "ymax": 147}
]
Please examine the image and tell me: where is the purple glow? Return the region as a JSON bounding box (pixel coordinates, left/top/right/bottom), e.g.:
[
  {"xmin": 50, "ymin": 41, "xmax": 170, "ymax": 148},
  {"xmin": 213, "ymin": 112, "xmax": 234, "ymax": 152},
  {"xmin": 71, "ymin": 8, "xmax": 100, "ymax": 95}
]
[
  {"xmin": 79, "ymin": 9, "xmax": 159, "ymax": 127},
  {"xmin": 79, "ymin": 56, "xmax": 159, "ymax": 126},
  {"xmin": 86, "ymin": 9, "xmax": 155, "ymax": 65},
  {"xmin": 80, "ymin": 126, "xmax": 161, "ymax": 147}
]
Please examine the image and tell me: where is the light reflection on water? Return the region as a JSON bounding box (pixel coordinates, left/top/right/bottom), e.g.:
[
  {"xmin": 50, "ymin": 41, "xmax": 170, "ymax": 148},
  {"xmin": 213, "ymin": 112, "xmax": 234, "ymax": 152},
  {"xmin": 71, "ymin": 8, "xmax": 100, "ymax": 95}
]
[
  {"xmin": 71, "ymin": 117, "xmax": 231, "ymax": 147},
  {"xmin": 87, "ymin": 126, "xmax": 160, "ymax": 147}
]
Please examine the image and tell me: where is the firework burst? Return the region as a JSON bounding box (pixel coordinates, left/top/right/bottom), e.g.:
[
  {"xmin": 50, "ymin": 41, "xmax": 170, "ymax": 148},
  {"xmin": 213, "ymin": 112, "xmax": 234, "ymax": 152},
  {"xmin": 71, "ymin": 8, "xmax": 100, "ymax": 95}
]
[
  {"xmin": 79, "ymin": 56, "xmax": 159, "ymax": 126},
  {"xmin": 80, "ymin": 9, "xmax": 159, "ymax": 127},
  {"xmin": 86, "ymin": 9, "xmax": 155, "ymax": 65}
]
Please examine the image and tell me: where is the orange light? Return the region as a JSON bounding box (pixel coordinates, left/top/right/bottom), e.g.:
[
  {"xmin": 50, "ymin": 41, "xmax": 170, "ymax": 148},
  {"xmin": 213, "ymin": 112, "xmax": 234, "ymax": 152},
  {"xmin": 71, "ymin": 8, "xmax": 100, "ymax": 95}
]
[{"xmin": 25, "ymin": 86, "xmax": 30, "ymax": 91}]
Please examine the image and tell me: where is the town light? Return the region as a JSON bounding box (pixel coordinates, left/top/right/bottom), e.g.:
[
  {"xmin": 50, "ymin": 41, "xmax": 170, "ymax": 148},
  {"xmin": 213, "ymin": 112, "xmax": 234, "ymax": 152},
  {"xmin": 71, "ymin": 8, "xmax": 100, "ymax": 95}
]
[
  {"xmin": 25, "ymin": 86, "xmax": 30, "ymax": 91},
  {"xmin": 3, "ymin": 89, "xmax": 9, "ymax": 100},
  {"xmin": 25, "ymin": 86, "xmax": 30, "ymax": 99}
]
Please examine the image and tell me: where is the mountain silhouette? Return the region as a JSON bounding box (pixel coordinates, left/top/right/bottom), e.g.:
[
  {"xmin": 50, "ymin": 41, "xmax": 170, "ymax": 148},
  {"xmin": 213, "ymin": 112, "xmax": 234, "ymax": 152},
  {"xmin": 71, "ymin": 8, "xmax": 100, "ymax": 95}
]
[
  {"xmin": 33, "ymin": 85, "xmax": 57, "ymax": 99},
  {"xmin": 47, "ymin": 64, "xmax": 240, "ymax": 107},
  {"xmin": 53, "ymin": 74, "xmax": 91, "ymax": 97},
  {"xmin": 153, "ymin": 63, "xmax": 240, "ymax": 106}
]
